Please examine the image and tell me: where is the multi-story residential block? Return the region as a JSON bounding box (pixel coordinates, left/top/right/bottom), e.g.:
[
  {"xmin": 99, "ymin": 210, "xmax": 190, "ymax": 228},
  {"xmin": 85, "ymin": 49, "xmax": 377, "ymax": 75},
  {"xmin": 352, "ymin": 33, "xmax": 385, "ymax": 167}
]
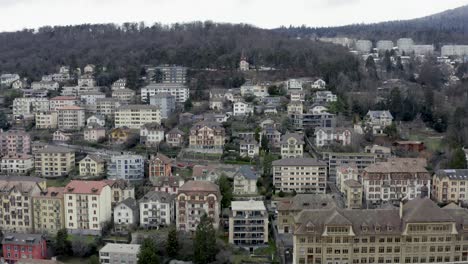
[
  {"xmin": 34, "ymin": 146, "xmax": 75, "ymax": 178},
  {"xmin": 311, "ymin": 79, "xmax": 327, "ymax": 89},
  {"xmin": 148, "ymin": 153, "xmax": 172, "ymax": 181},
  {"xmin": 114, "ymin": 197, "xmax": 139, "ymax": 230},
  {"xmin": 364, "ymin": 144, "xmax": 392, "ymax": 161},
  {"xmin": 152, "ymin": 176, "xmax": 184, "ymax": 195},
  {"xmin": 441, "ymin": 45, "xmax": 468, "ymax": 57},
  {"xmin": 149, "ymin": 92, "xmax": 176, "ymax": 119},
  {"xmin": 57, "ymin": 106, "xmax": 86, "ymax": 130},
  {"xmin": 2, "ymin": 233, "xmax": 47, "ymax": 263},
  {"xmin": 115, "ymin": 105, "xmax": 161, "ymax": 129},
  {"xmin": 432, "ymin": 169, "xmax": 468, "ymax": 204},
  {"xmin": 365, "ymin": 110, "xmax": 393, "ymax": 135},
  {"xmin": 300, "ymin": 110, "xmax": 336, "ymax": 131},
  {"xmin": 31, "ymin": 80, "xmax": 60, "ymax": 90},
  {"xmin": 165, "ymin": 127, "xmax": 185, "ymax": 147},
  {"xmin": 83, "ymin": 124, "xmax": 106, "ymax": 142},
  {"xmin": 355, "ymin": 39, "xmax": 373, "ymax": 53},
  {"xmin": 104, "ymin": 179, "xmax": 135, "ymax": 207},
  {"xmin": 107, "ymin": 154, "xmax": 145, "ymax": 181},
  {"xmin": 280, "ymin": 133, "xmax": 304, "ymax": 158},
  {"xmin": 314, "ymin": 127, "xmax": 352, "ymax": 147},
  {"xmin": 99, "ymin": 243, "xmax": 140, "ymax": 264},
  {"xmin": 313, "ymin": 91, "xmax": 337, "ymax": 104},
  {"xmin": 112, "ymin": 78, "xmax": 127, "ymax": 90},
  {"xmin": 262, "ymin": 127, "xmax": 282, "ymax": 148},
  {"xmin": 152, "ymin": 65, "xmax": 188, "ymax": 83},
  {"xmin": 290, "ymin": 90, "xmax": 305, "ymax": 102},
  {"xmin": 322, "ymin": 152, "xmax": 376, "ymax": 183},
  {"xmin": 96, "ymin": 98, "xmax": 121, "ymax": 116},
  {"xmin": 176, "ymin": 181, "xmax": 221, "ymax": 232},
  {"xmin": 22, "ymin": 88, "xmax": 49, "ymax": 98},
  {"xmin": 112, "ymin": 88, "xmax": 136, "ymax": 103},
  {"xmin": 49, "ymin": 96, "xmax": 79, "ymax": 111},
  {"xmin": 140, "ymin": 123, "xmax": 165, "ymax": 146},
  {"xmin": 78, "ymin": 154, "xmax": 105, "ymax": 178},
  {"xmin": 336, "ymin": 165, "xmax": 359, "ymax": 193},
  {"xmin": 64, "ymin": 180, "xmax": 112, "ymax": 235},
  {"xmin": 287, "ymin": 101, "xmax": 304, "ymax": 116},
  {"xmin": 0, "ymin": 176, "xmax": 45, "ymax": 233},
  {"xmin": 61, "ymin": 85, "xmax": 100, "ymax": 97},
  {"xmin": 77, "ymin": 74, "xmax": 96, "ymax": 87},
  {"xmin": 240, "ymin": 84, "xmax": 269, "ymax": 98},
  {"xmin": 52, "ymin": 130, "xmax": 72, "ymax": 142},
  {"xmin": 0, "ymin": 129, "xmax": 31, "ymax": 156},
  {"xmin": 141, "ymin": 83, "xmax": 190, "ymax": 103},
  {"xmin": 229, "ymin": 200, "xmax": 268, "ymax": 249},
  {"xmin": 32, "ymin": 187, "xmax": 65, "ymax": 234},
  {"xmin": 342, "ymin": 179, "xmax": 363, "ymax": 209},
  {"xmin": 285, "ymin": 79, "xmax": 303, "ymax": 91},
  {"xmin": 291, "ymin": 197, "xmax": 468, "ymax": 264},
  {"xmin": 363, "ymin": 158, "xmax": 430, "ymax": 205},
  {"xmin": 86, "ymin": 114, "xmax": 106, "ymax": 128},
  {"xmin": 139, "ymin": 191, "xmax": 175, "ymax": 228},
  {"xmin": 13, "ymin": 98, "xmax": 50, "ymax": 118},
  {"xmin": 233, "ymin": 101, "xmax": 254, "ymax": 116},
  {"xmin": 239, "ymin": 138, "xmax": 259, "ymax": 158},
  {"xmin": 188, "ymin": 121, "xmax": 226, "ymax": 154},
  {"xmin": 0, "ymin": 73, "xmax": 20, "ymax": 87},
  {"xmin": 233, "ymin": 166, "xmax": 258, "ymax": 195},
  {"xmin": 272, "ymin": 158, "xmax": 327, "ymax": 194},
  {"xmin": 35, "ymin": 111, "xmax": 58, "ymax": 129},
  {"xmin": 376, "ymin": 40, "xmax": 394, "ymax": 52},
  {"xmin": 0, "ymin": 154, "xmax": 34, "ymax": 175},
  {"xmin": 80, "ymin": 92, "xmax": 106, "ymax": 106}
]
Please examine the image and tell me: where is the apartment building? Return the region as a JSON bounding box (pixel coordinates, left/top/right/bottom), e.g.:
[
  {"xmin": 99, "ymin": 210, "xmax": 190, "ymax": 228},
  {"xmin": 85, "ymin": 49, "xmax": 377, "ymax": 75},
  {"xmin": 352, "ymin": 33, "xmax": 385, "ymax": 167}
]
[
  {"xmin": 149, "ymin": 92, "xmax": 176, "ymax": 119},
  {"xmin": 140, "ymin": 123, "xmax": 165, "ymax": 146},
  {"xmin": 239, "ymin": 138, "xmax": 260, "ymax": 158},
  {"xmin": 152, "ymin": 65, "xmax": 187, "ymax": 83},
  {"xmin": 139, "ymin": 191, "xmax": 175, "ymax": 229},
  {"xmin": 343, "ymin": 179, "xmax": 363, "ymax": 209},
  {"xmin": 99, "ymin": 243, "xmax": 140, "ymax": 264},
  {"xmin": 141, "ymin": 83, "xmax": 190, "ymax": 103},
  {"xmin": 112, "ymin": 78, "xmax": 127, "ymax": 90},
  {"xmin": 176, "ymin": 181, "xmax": 221, "ymax": 232},
  {"xmin": 314, "ymin": 127, "xmax": 352, "ymax": 147},
  {"xmin": 233, "ymin": 166, "xmax": 258, "ymax": 195},
  {"xmin": 229, "ymin": 200, "xmax": 268, "ymax": 249},
  {"xmin": 152, "ymin": 176, "xmax": 184, "ymax": 195},
  {"xmin": 112, "ymin": 88, "xmax": 136, "ymax": 103},
  {"xmin": 165, "ymin": 127, "xmax": 185, "ymax": 147},
  {"xmin": 83, "ymin": 124, "xmax": 106, "ymax": 142},
  {"xmin": 57, "ymin": 106, "xmax": 86, "ymax": 130},
  {"xmin": 49, "ymin": 96, "xmax": 79, "ymax": 111},
  {"xmin": 432, "ymin": 169, "xmax": 468, "ymax": 204},
  {"xmin": 114, "ymin": 198, "xmax": 139, "ymax": 230},
  {"xmin": 188, "ymin": 121, "xmax": 226, "ymax": 154},
  {"xmin": 148, "ymin": 153, "xmax": 172, "ymax": 181},
  {"xmin": 35, "ymin": 111, "xmax": 58, "ymax": 129},
  {"xmin": 96, "ymin": 98, "xmax": 121, "ymax": 116},
  {"xmin": 0, "ymin": 176, "xmax": 46, "ymax": 233},
  {"xmin": 292, "ymin": 197, "xmax": 468, "ymax": 264},
  {"xmin": 34, "ymin": 145, "xmax": 75, "ymax": 178},
  {"xmin": 104, "ymin": 179, "xmax": 135, "ymax": 207},
  {"xmin": 115, "ymin": 105, "xmax": 161, "ymax": 129},
  {"xmin": 365, "ymin": 110, "xmax": 393, "ymax": 135},
  {"xmin": 80, "ymin": 92, "xmax": 106, "ymax": 106},
  {"xmin": 2, "ymin": 233, "xmax": 47, "ymax": 263},
  {"xmin": 0, "ymin": 129, "xmax": 31, "ymax": 156},
  {"xmin": 322, "ymin": 152, "xmax": 376, "ymax": 183},
  {"xmin": 64, "ymin": 180, "xmax": 112, "ymax": 235},
  {"xmin": 363, "ymin": 158, "xmax": 431, "ymax": 205},
  {"xmin": 78, "ymin": 154, "xmax": 105, "ymax": 178},
  {"xmin": 107, "ymin": 154, "xmax": 145, "ymax": 181},
  {"xmin": 280, "ymin": 133, "xmax": 304, "ymax": 158},
  {"xmin": 336, "ymin": 165, "xmax": 359, "ymax": 193},
  {"xmin": 13, "ymin": 97, "xmax": 50, "ymax": 118},
  {"xmin": 240, "ymin": 84, "xmax": 269, "ymax": 98},
  {"xmin": 0, "ymin": 154, "xmax": 34, "ymax": 175},
  {"xmin": 272, "ymin": 158, "xmax": 327, "ymax": 194},
  {"xmin": 233, "ymin": 101, "xmax": 254, "ymax": 116},
  {"xmin": 32, "ymin": 187, "xmax": 65, "ymax": 234}
]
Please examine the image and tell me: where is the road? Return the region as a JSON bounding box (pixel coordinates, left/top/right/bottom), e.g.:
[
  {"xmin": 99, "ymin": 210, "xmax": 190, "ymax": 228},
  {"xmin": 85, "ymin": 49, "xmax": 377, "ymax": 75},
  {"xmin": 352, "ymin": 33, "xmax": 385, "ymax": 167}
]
[{"xmin": 51, "ymin": 142, "xmax": 125, "ymax": 157}]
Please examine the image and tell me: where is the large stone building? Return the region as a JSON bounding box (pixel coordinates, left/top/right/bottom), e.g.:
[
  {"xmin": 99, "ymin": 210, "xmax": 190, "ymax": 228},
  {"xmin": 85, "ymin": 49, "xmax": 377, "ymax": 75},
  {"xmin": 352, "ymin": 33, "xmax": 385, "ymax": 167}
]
[
  {"xmin": 188, "ymin": 121, "xmax": 226, "ymax": 154},
  {"xmin": 280, "ymin": 133, "xmax": 304, "ymax": 158},
  {"xmin": 115, "ymin": 105, "xmax": 161, "ymax": 129},
  {"xmin": 272, "ymin": 158, "xmax": 327, "ymax": 194},
  {"xmin": 32, "ymin": 187, "xmax": 65, "ymax": 234},
  {"xmin": 139, "ymin": 191, "xmax": 175, "ymax": 229},
  {"xmin": 229, "ymin": 200, "xmax": 268, "ymax": 250},
  {"xmin": 34, "ymin": 145, "xmax": 75, "ymax": 178},
  {"xmin": 176, "ymin": 181, "xmax": 221, "ymax": 232},
  {"xmin": 433, "ymin": 169, "xmax": 468, "ymax": 204},
  {"xmin": 292, "ymin": 197, "xmax": 468, "ymax": 264},
  {"xmin": 362, "ymin": 158, "xmax": 430, "ymax": 206}
]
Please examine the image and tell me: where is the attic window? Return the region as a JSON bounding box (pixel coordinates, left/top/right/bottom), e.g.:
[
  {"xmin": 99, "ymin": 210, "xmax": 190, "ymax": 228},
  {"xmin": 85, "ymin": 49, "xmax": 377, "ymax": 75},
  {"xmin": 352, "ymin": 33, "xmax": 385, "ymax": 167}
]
[
  {"xmin": 387, "ymin": 225, "xmax": 393, "ymax": 231},
  {"xmin": 375, "ymin": 225, "xmax": 381, "ymax": 232}
]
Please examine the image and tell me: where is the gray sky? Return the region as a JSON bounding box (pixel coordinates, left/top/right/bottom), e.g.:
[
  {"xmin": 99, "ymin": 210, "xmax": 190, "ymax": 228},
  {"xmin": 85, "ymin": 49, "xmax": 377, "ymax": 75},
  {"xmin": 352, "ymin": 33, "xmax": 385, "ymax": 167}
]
[{"xmin": 0, "ymin": 0, "xmax": 467, "ymax": 32}]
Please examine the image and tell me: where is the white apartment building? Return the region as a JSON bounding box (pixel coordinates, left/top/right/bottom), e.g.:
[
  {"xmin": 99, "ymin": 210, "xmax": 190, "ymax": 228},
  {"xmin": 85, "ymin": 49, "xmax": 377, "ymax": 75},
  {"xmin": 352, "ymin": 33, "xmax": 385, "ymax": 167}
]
[
  {"xmin": 229, "ymin": 200, "xmax": 268, "ymax": 250},
  {"xmin": 57, "ymin": 106, "xmax": 86, "ymax": 130},
  {"xmin": 99, "ymin": 243, "xmax": 140, "ymax": 264},
  {"xmin": 0, "ymin": 73, "xmax": 20, "ymax": 87},
  {"xmin": 80, "ymin": 92, "xmax": 106, "ymax": 105},
  {"xmin": 113, "ymin": 198, "xmax": 139, "ymax": 229},
  {"xmin": 140, "ymin": 123, "xmax": 165, "ymax": 146},
  {"xmin": 50, "ymin": 96, "xmax": 79, "ymax": 111},
  {"xmin": 35, "ymin": 111, "xmax": 58, "ymax": 129},
  {"xmin": 336, "ymin": 165, "xmax": 359, "ymax": 193},
  {"xmin": 233, "ymin": 101, "xmax": 254, "ymax": 116},
  {"xmin": 0, "ymin": 154, "xmax": 34, "ymax": 175},
  {"xmin": 13, "ymin": 98, "xmax": 50, "ymax": 118},
  {"xmin": 240, "ymin": 84, "xmax": 269, "ymax": 98},
  {"xmin": 139, "ymin": 191, "xmax": 175, "ymax": 228},
  {"xmin": 376, "ymin": 40, "xmax": 394, "ymax": 52},
  {"xmin": 272, "ymin": 158, "xmax": 327, "ymax": 193},
  {"xmin": 441, "ymin": 45, "xmax": 468, "ymax": 57},
  {"xmin": 64, "ymin": 180, "xmax": 112, "ymax": 235},
  {"xmin": 31, "ymin": 80, "xmax": 59, "ymax": 90},
  {"xmin": 239, "ymin": 138, "xmax": 259, "ymax": 158},
  {"xmin": 114, "ymin": 105, "xmax": 161, "ymax": 129},
  {"xmin": 141, "ymin": 83, "xmax": 189, "ymax": 103},
  {"xmin": 280, "ymin": 133, "xmax": 304, "ymax": 158},
  {"xmin": 107, "ymin": 154, "xmax": 145, "ymax": 181},
  {"xmin": 355, "ymin": 40, "xmax": 373, "ymax": 53}
]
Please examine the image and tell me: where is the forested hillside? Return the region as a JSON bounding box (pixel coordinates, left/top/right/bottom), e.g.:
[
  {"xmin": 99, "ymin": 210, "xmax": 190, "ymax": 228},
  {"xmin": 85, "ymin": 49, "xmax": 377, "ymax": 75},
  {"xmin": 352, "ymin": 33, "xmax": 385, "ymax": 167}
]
[
  {"xmin": 0, "ymin": 22, "xmax": 358, "ymax": 83},
  {"xmin": 278, "ymin": 5, "xmax": 468, "ymax": 45}
]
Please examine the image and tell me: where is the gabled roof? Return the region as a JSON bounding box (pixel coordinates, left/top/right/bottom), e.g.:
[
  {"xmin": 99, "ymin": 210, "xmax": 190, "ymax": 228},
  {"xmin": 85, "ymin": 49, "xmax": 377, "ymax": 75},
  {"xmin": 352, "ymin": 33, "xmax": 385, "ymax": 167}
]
[
  {"xmin": 435, "ymin": 169, "xmax": 468, "ymax": 181},
  {"xmin": 234, "ymin": 166, "xmax": 258, "ymax": 180},
  {"xmin": 150, "ymin": 153, "xmax": 172, "ymax": 164},
  {"xmin": 167, "ymin": 127, "xmax": 185, "ymax": 135},
  {"xmin": 403, "ymin": 197, "xmax": 454, "ymax": 223},
  {"xmin": 64, "ymin": 180, "xmax": 108, "ymax": 195},
  {"xmin": 280, "ymin": 133, "xmax": 304, "ymax": 144},
  {"xmin": 80, "ymin": 154, "xmax": 105, "ymax": 164},
  {"xmin": 325, "ymin": 210, "xmax": 352, "ymax": 226},
  {"xmin": 366, "ymin": 110, "xmax": 393, "ymax": 119},
  {"xmin": 117, "ymin": 197, "xmax": 138, "ymax": 211},
  {"xmin": 179, "ymin": 180, "xmax": 220, "ymax": 194},
  {"xmin": 138, "ymin": 191, "xmax": 175, "ymax": 203}
]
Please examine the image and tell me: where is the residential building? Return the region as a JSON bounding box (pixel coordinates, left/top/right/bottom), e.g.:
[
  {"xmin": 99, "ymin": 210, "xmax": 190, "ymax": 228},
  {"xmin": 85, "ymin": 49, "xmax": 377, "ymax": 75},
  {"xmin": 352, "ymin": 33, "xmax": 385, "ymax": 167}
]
[
  {"xmin": 394, "ymin": 141, "xmax": 425, "ymax": 153},
  {"xmin": 165, "ymin": 127, "xmax": 185, "ymax": 147},
  {"xmin": 35, "ymin": 111, "xmax": 58, "ymax": 129},
  {"xmin": 141, "ymin": 83, "xmax": 189, "ymax": 103},
  {"xmin": 22, "ymin": 89, "xmax": 49, "ymax": 98},
  {"xmin": 441, "ymin": 45, "xmax": 468, "ymax": 57},
  {"xmin": 139, "ymin": 191, "xmax": 175, "ymax": 228},
  {"xmin": 57, "ymin": 106, "xmax": 85, "ymax": 130},
  {"xmin": 272, "ymin": 158, "xmax": 327, "ymax": 193},
  {"xmin": 301, "ymin": 110, "xmax": 336, "ymax": 131},
  {"xmin": 0, "ymin": 154, "xmax": 34, "ymax": 175},
  {"xmin": 240, "ymin": 84, "xmax": 269, "ymax": 98},
  {"xmin": 114, "ymin": 198, "xmax": 139, "ymax": 230},
  {"xmin": 286, "ymin": 79, "xmax": 303, "ymax": 91},
  {"xmin": 12, "ymin": 78, "xmax": 27, "ymax": 89},
  {"xmin": 104, "ymin": 179, "xmax": 135, "ymax": 206},
  {"xmin": 176, "ymin": 181, "xmax": 221, "ymax": 232},
  {"xmin": 148, "ymin": 153, "xmax": 172, "ymax": 181},
  {"xmin": 239, "ymin": 138, "xmax": 259, "ymax": 158},
  {"xmin": 0, "ymin": 73, "xmax": 20, "ymax": 87},
  {"xmin": 49, "ymin": 96, "xmax": 79, "ymax": 111},
  {"xmin": 107, "ymin": 154, "xmax": 145, "ymax": 181},
  {"xmin": 77, "ymin": 74, "xmax": 96, "ymax": 87},
  {"xmin": 376, "ymin": 40, "xmax": 394, "ymax": 52},
  {"xmin": 229, "ymin": 200, "xmax": 268, "ymax": 249},
  {"xmin": 192, "ymin": 165, "xmax": 219, "ymax": 182},
  {"xmin": 280, "ymin": 133, "xmax": 304, "ymax": 158},
  {"xmin": 152, "ymin": 65, "xmax": 187, "ymax": 83},
  {"xmin": 52, "ymin": 130, "xmax": 72, "ymax": 142},
  {"xmin": 314, "ymin": 127, "xmax": 352, "ymax": 147},
  {"xmin": 365, "ymin": 110, "xmax": 393, "ymax": 134},
  {"xmin": 342, "ymin": 179, "xmax": 363, "ymax": 209},
  {"xmin": 262, "ymin": 127, "xmax": 281, "ymax": 148},
  {"xmin": 83, "ymin": 124, "xmax": 106, "ymax": 142},
  {"xmin": 322, "ymin": 152, "xmax": 376, "ymax": 183},
  {"xmin": 152, "ymin": 176, "xmax": 184, "ymax": 195},
  {"xmin": 31, "ymin": 80, "xmax": 59, "ymax": 90},
  {"xmin": 109, "ymin": 127, "xmax": 133, "ymax": 144},
  {"xmin": 112, "ymin": 78, "xmax": 127, "ymax": 90},
  {"xmin": 210, "ymin": 98, "xmax": 224, "ymax": 110},
  {"xmin": 0, "ymin": 129, "xmax": 31, "ymax": 156},
  {"xmin": 0, "ymin": 176, "xmax": 45, "ymax": 233},
  {"xmin": 149, "ymin": 93, "xmax": 176, "ymax": 119},
  {"xmin": 112, "ymin": 88, "xmax": 136, "ymax": 103},
  {"xmin": 336, "ymin": 165, "xmax": 359, "ymax": 193},
  {"xmin": 233, "ymin": 101, "xmax": 254, "ymax": 116},
  {"xmin": 290, "ymin": 90, "xmax": 305, "ymax": 102},
  {"xmin": 86, "ymin": 114, "xmax": 106, "ymax": 127},
  {"xmin": 96, "ymin": 98, "xmax": 121, "ymax": 116},
  {"xmin": 140, "ymin": 123, "xmax": 165, "ymax": 146},
  {"xmin": 311, "ymin": 79, "xmax": 326, "ymax": 89},
  {"xmin": 61, "ymin": 85, "xmax": 100, "ymax": 97},
  {"xmin": 188, "ymin": 121, "xmax": 226, "ymax": 154},
  {"xmin": 64, "ymin": 180, "xmax": 112, "ymax": 235},
  {"xmin": 364, "ymin": 144, "xmax": 392, "ymax": 161},
  {"xmin": 99, "ymin": 243, "xmax": 140, "ymax": 264},
  {"xmin": 13, "ymin": 98, "xmax": 50, "ymax": 118},
  {"xmin": 291, "ymin": 197, "xmax": 468, "ymax": 264},
  {"xmin": 239, "ymin": 57, "xmax": 249, "ymax": 71},
  {"xmin": 313, "ymin": 91, "xmax": 337, "ymax": 104},
  {"xmin": 355, "ymin": 39, "xmax": 373, "ymax": 53},
  {"xmin": 233, "ymin": 166, "xmax": 258, "ymax": 195},
  {"xmin": 2, "ymin": 234, "xmax": 47, "ymax": 263},
  {"xmin": 432, "ymin": 169, "xmax": 468, "ymax": 204},
  {"xmin": 363, "ymin": 158, "xmax": 430, "ymax": 205},
  {"xmin": 413, "ymin": 44, "xmax": 435, "ymax": 55},
  {"xmin": 80, "ymin": 92, "xmax": 106, "ymax": 107},
  {"xmin": 78, "ymin": 154, "xmax": 105, "ymax": 178},
  {"xmin": 115, "ymin": 105, "xmax": 161, "ymax": 129},
  {"xmin": 32, "ymin": 187, "xmax": 65, "ymax": 234},
  {"xmin": 34, "ymin": 146, "xmax": 75, "ymax": 178}
]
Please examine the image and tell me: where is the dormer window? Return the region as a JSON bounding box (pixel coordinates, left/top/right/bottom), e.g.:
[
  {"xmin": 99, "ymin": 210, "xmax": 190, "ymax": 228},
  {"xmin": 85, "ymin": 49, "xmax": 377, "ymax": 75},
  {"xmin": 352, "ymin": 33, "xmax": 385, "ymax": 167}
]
[
  {"xmin": 387, "ymin": 225, "xmax": 393, "ymax": 231},
  {"xmin": 375, "ymin": 225, "xmax": 381, "ymax": 232}
]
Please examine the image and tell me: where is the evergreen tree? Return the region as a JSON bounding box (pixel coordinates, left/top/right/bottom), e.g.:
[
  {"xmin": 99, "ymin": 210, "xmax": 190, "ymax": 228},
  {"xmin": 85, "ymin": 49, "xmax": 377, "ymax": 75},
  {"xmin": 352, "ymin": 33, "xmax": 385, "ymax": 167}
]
[
  {"xmin": 54, "ymin": 228, "xmax": 71, "ymax": 256},
  {"xmin": 449, "ymin": 147, "xmax": 467, "ymax": 169},
  {"xmin": 193, "ymin": 215, "xmax": 218, "ymax": 264},
  {"xmin": 261, "ymin": 135, "xmax": 269, "ymax": 153},
  {"xmin": 365, "ymin": 56, "xmax": 378, "ymax": 79},
  {"xmin": 217, "ymin": 175, "xmax": 233, "ymax": 209},
  {"xmin": 166, "ymin": 227, "xmax": 179, "ymax": 258},
  {"xmin": 138, "ymin": 238, "xmax": 160, "ymax": 264}
]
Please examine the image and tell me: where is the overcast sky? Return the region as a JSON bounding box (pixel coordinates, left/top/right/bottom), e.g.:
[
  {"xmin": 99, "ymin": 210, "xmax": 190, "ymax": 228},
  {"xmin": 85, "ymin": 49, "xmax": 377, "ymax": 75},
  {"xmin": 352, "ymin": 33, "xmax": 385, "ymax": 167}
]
[{"xmin": 0, "ymin": 0, "xmax": 467, "ymax": 32}]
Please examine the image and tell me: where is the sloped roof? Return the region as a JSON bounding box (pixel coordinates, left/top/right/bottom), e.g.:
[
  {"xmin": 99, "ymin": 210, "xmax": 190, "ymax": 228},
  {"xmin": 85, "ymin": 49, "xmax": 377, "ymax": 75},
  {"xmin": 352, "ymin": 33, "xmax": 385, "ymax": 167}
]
[
  {"xmin": 364, "ymin": 158, "xmax": 427, "ymax": 174},
  {"xmin": 234, "ymin": 166, "xmax": 258, "ymax": 180},
  {"xmin": 179, "ymin": 180, "xmax": 220, "ymax": 194},
  {"xmin": 435, "ymin": 169, "xmax": 468, "ymax": 181},
  {"xmin": 138, "ymin": 191, "xmax": 175, "ymax": 203},
  {"xmin": 403, "ymin": 197, "xmax": 454, "ymax": 223},
  {"xmin": 64, "ymin": 180, "xmax": 108, "ymax": 195},
  {"xmin": 117, "ymin": 197, "xmax": 138, "ymax": 211},
  {"xmin": 272, "ymin": 158, "xmax": 326, "ymax": 167},
  {"xmin": 280, "ymin": 133, "xmax": 304, "ymax": 144},
  {"xmin": 150, "ymin": 153, "xmax": 172, "ymax": 164},
  {"xmin": 277, "ymin": 194, "xmax": 337, "ymax": 211}
]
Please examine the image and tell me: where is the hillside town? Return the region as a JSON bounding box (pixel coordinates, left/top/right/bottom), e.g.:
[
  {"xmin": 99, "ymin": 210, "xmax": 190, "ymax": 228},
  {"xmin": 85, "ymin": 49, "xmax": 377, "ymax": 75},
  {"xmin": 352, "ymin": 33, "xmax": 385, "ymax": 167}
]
[{"xmin": 1, "ymin": 30, "xmax": 468, "ymax": 264}]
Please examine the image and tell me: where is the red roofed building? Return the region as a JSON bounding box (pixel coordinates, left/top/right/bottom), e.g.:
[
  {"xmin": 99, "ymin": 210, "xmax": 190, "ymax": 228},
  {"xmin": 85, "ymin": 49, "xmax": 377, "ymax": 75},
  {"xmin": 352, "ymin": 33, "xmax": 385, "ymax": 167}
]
[
  {"xmin": 2, "ymin": 233, "xmax": 47, "ymax": 263},
  {"xmin": 148, "ymin": 153, "xmax": 172, "ymax": 180},
  {"xmin": 63, "ymin": 180, "xmax": 112, "ymax": 235}
]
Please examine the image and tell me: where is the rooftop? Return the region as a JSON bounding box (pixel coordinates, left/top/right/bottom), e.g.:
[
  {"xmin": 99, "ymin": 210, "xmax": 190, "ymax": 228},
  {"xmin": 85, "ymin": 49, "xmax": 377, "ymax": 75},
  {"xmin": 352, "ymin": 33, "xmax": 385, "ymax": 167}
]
[
  {"xmin": 231, "ymin": 200, "xmax": 266, "ymax": 211},
  {"xmin": 364, "ymin": 158, "xmax": 428, "ymax": 174},
  {"xmin": 100, "ymin": 243, "xmax": 141, "ymax": 254},
  {"xmin": 179, "ymin": 180, "xmax": 220, "ymax": 194},
  {"xmin": 272, "ymin": 158, "xmax": 326, "ymax": 167},
  {"xmin": 64, "ymin": 180, "xmax": 108, "ymax": 195},
  {"xmin": 435, "ymin": 169, "xmax": 468, "ymax": 180},
  {"xmin": 2, "ymin": 233, "xmax": 44, "ymax": 245}
]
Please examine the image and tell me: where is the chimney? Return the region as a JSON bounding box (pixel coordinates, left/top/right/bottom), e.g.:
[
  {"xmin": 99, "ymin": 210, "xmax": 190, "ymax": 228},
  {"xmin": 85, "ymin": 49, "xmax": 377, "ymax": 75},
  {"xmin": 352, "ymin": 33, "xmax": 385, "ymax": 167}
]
[{"xmin": 399, "ymin": 200, "xmax": 404, "ymax": 219}]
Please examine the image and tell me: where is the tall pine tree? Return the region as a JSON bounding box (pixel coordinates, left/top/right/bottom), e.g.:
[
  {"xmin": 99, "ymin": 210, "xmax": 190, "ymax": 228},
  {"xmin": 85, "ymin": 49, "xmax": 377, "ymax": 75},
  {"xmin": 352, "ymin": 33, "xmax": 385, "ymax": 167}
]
[
  {"xmin": 166, "ymin": 226, "xmax": 179, "ymax": 258},
  {"xmin": 193, "ymin": 214, "xmax": 218, "ymax": 264},
  {"xmin": 137, "ymin": 238, "xmax": 160, "ymax": 264}
]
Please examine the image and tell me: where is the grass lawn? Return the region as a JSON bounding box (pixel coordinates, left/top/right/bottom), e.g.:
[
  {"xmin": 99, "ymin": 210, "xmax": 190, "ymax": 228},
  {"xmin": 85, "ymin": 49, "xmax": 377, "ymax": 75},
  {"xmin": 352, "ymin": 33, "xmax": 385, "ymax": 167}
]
[
  {"xmin": 47, "ymin": 177, "xmax": 72, "ymax": 187},
  {"xmin": 408, "ymin": 134, "xmax": 445, "ymax": 152},
  {"xmin": 58, "ymin": 256, "xmax": 90, "ymax": 264}
]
